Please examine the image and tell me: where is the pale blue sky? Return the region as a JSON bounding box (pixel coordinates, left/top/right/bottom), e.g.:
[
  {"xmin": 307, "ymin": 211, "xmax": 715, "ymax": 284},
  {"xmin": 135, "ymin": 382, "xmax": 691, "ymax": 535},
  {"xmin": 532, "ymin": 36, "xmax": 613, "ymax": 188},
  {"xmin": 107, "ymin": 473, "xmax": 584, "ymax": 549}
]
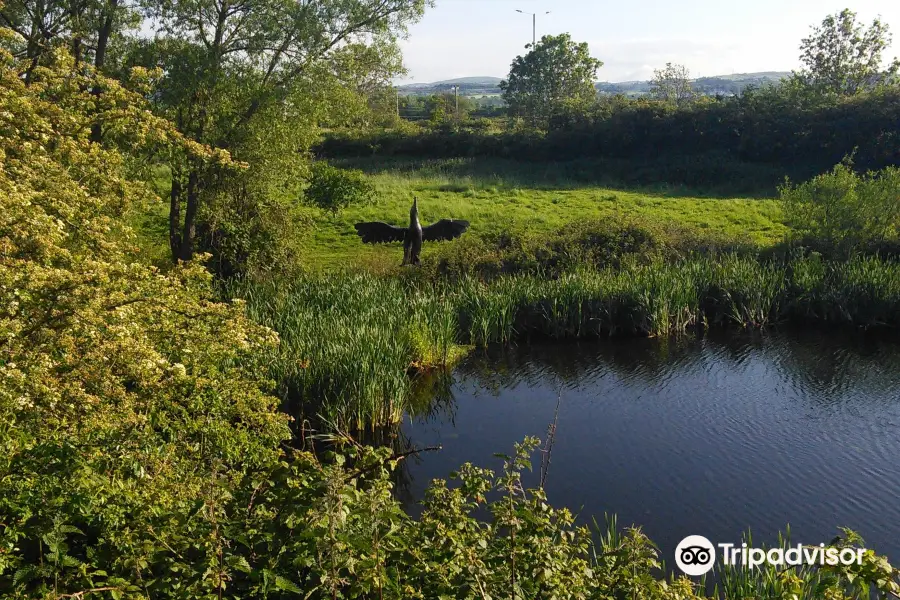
[{"xmin": 396, "ymin": 0, "xmax": 900, "ymax": 83}]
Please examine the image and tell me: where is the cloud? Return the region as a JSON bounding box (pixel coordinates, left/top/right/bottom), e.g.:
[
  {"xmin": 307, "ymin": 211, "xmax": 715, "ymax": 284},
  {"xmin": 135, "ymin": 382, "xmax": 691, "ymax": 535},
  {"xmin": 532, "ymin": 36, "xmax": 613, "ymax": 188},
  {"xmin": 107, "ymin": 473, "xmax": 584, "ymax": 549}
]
[
  {"xmin": 587, "ymin": 37, "xmax": 794, "ymax": 81},
  {"xmin": 396, "ymin": 35, "xmax": 524, "ymax": 83},
  {"xmin": 396, "ymin": 34, "xmax": 800, "ymax": 84}
]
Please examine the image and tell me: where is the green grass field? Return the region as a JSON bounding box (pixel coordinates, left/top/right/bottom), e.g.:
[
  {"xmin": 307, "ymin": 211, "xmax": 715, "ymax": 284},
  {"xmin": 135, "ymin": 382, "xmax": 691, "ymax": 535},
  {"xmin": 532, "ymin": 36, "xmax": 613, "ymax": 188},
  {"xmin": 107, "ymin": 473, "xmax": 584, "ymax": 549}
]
[
  {"xmin": 134, "ymin": 157, "xmax": 788, "ymax": 269},
  {"xmin": 304, "ymin": 157, "xmax": 786, "ymax": 268}
]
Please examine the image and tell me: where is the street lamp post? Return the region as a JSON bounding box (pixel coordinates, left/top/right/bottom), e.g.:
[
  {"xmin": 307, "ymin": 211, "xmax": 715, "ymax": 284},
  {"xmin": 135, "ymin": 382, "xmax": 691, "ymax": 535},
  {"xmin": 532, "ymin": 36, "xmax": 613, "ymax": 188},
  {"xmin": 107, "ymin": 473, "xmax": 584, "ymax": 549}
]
[
  {"xmin": 515, "ymin": 9, "xmax": 550, "ymax": 47},
  {"xmin": 451, "ymin": 85, "xmax": 460, "ymax": 121}
]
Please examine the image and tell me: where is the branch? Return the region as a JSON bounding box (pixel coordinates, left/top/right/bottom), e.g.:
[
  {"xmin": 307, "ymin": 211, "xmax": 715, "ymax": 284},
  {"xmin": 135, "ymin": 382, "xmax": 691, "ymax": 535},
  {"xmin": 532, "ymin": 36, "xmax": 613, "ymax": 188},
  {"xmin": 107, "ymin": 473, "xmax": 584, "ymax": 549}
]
[
  {"xmin": 346, "ymin": 445, "xmax": 442, "ymax": 481},
  {"xmin": 225, "ymin": 0, "xmax": 403, "ymax": 140},
  {"xmin": 58, "ymin": 587, "xmax": 121, "ymax": 599},
  {"xmin": 0, "ymin": 11, "xmax": 30, "ymax": 39}
]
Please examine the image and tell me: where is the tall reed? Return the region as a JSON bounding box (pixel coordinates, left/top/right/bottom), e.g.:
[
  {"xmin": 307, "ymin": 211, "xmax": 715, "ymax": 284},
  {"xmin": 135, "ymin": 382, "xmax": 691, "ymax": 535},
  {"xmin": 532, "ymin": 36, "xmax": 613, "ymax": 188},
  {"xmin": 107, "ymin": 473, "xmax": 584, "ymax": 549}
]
[
  {"xmin": 223, "ymin": 274, "xmax": 464, "ymax": 430},
  {"xmin": 226, "ymin": 255, "xmax": 900, "ymax": 430}
]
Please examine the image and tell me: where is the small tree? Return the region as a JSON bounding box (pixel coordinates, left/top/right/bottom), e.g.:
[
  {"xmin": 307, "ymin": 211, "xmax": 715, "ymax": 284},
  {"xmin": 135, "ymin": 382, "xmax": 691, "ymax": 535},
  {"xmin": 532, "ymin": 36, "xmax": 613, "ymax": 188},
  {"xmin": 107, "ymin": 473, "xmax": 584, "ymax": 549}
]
[
  {"xmin": 650, "ymin": 62, "xmax": 695, "ymax": 105},
  {"xmin": 500, "ymin": 33, "xmax": 602, "ymax": 129},
  {"xmin": 795, "ymin": 8, "xmax": 900, "ymax": 96}
]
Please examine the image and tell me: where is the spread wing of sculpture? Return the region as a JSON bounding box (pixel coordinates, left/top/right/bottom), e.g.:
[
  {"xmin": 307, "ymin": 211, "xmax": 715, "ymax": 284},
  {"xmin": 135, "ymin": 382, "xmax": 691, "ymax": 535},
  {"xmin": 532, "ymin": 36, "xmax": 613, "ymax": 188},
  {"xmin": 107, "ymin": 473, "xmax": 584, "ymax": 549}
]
[{"xmin": 354, "ymin": 197, "xmax": 470, "ymax": 265}]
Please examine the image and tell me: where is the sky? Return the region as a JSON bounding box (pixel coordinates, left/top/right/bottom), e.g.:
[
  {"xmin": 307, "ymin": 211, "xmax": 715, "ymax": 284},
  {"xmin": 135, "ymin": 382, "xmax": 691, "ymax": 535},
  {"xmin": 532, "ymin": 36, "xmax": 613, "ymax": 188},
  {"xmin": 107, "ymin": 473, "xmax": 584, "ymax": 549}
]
[{"xmin": 395, "ymin": 0, "xmax": 900, "ymax": 84}]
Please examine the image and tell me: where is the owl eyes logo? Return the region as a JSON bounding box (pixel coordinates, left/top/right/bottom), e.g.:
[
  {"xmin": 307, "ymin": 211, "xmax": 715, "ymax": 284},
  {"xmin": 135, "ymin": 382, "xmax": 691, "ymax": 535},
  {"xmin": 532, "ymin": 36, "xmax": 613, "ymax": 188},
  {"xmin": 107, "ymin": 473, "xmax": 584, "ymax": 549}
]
[
  {"xmin": 675, "ymin": 535, "xmax": 716, "ymax": 576},
  {"xmin": 680, "ymin": 545, "xmax": 711, "ymax": 565}
]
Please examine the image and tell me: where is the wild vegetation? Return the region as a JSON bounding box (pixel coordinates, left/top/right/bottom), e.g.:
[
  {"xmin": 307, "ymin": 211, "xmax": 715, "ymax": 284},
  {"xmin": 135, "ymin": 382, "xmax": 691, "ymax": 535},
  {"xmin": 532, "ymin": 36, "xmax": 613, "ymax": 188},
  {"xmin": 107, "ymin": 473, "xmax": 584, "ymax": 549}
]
[
  {"xmin": 3, "ymin": 0, "xmax": 900, "ymax": 596},
  {"xmin": 229, "ymin": 251, "xmax": 900, "ymax": 430}
]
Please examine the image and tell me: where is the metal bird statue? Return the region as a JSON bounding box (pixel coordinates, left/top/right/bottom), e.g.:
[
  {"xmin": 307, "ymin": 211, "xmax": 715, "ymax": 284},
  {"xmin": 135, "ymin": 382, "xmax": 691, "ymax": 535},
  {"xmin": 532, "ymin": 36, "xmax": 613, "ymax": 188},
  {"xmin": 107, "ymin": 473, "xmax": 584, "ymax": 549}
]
[{"xmin": 354, "ymin": 197, "xmax": 470, "ymax": 266}]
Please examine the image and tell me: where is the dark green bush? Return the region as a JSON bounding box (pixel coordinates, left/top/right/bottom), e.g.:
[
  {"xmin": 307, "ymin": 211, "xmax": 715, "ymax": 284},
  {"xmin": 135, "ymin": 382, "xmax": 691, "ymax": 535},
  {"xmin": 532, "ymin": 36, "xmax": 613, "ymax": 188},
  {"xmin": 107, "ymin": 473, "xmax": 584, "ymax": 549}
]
[
  {"xmin": 424, "ymin": 216, "xmax": 756, "ymax": 280},
  {"xmin": 304, "ymin": 161, "xmax": 377, "ymax": 213}
]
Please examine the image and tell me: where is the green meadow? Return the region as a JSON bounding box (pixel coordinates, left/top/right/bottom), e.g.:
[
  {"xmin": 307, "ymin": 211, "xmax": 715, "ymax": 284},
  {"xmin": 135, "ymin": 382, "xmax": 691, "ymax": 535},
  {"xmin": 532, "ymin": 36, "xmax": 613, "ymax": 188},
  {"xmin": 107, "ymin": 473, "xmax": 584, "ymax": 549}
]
[
  {"xmin": 130, "ymin": 156, "xmax": 786, "ymax": 272},
  {"xmin": 299, "ymin": 157, "xmax": 786, "ymax": 268}
]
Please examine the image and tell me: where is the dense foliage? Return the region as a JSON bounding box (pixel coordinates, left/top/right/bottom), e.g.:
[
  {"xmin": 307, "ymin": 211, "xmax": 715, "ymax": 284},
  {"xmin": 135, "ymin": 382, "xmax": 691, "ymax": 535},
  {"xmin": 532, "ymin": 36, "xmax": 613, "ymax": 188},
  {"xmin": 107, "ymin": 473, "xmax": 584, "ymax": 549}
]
[
  {"xmin": 780, "ymin": 161, "xmax": 900, "ymax": 252},
  {"xmin": 500, "ymin": 33, "xmax": 603, "ymax": 129},
  {"xmin": 0, "ymin": 44, "xmax": 288, "ymax": 597},
  {"xmin": 304, "ymin": 162, "xmax": 378, "ymax": 214},
  {"xmin": 315, "ymin": 87, "xmax": 900, "ymax": 181}
]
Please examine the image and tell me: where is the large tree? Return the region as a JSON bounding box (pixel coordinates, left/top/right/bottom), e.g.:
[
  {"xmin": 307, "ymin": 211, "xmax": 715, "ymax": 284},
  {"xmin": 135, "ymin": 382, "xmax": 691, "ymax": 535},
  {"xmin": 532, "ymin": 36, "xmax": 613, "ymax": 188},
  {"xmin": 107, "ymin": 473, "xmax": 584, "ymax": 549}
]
[
  {"xmin": 3, "ymin": 0, "xmax": 429, "ymax": 270},
  {"xmin": 500, "ymin": 33, "xmax": 602, "ymax": 130},
  {"xmin": 137, "ymin": 0, "xmax": 429, "ymax": 266},
  {"xmin": 796, "ymin": 8, "xmax": 900, "ymax": 96},
  {"xmin": 649, "ymin": 62, "xmax": 695, "ymax": 106}
]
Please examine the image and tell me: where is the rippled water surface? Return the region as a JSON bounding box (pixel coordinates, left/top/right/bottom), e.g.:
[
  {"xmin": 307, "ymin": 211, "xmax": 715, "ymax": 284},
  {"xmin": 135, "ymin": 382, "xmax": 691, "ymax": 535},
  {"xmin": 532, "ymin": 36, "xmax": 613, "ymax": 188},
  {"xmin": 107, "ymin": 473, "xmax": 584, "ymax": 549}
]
[{"xmin": 394, "ymin": 330, "xmax": 900, "ymax": 565}]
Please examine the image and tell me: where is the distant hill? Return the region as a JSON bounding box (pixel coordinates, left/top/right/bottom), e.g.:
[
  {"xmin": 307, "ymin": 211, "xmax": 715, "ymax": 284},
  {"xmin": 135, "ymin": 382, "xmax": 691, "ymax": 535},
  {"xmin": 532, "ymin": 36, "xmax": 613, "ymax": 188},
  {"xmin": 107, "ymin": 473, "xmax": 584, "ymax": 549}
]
[
  {"xmin": 432, "ymin": 76, "xmax": 504, "ymax": 86},
  {"xmin": 597, "ymin": 71, "xmax": 791, "ymax": 97},
  {"xmin": 398, "ymin": 77, "xmax": 504, "ymax": 96},
  {"xmin": 399, "ymin": 72, "xmax": 791, "ymax": 98}
]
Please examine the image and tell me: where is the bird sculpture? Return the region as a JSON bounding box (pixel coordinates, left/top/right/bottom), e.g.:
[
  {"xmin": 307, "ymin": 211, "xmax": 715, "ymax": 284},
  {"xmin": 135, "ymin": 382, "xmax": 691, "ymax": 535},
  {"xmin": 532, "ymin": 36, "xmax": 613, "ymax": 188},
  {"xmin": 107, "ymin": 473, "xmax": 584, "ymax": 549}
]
[{"xmin": 354, "ymin": 197, "xmax": 470, "ymax": 266}]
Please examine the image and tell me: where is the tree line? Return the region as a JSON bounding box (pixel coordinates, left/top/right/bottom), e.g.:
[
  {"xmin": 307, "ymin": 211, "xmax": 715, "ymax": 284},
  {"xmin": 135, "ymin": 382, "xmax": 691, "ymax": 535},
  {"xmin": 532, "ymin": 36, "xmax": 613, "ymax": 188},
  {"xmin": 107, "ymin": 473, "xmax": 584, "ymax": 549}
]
[
  {"xmin": 323, "ymin": 8, "xmax": 900, "ymax": 185},
  {"xmin": 498, "ymin": 8, "xmax": 899, "ymax": 127}
]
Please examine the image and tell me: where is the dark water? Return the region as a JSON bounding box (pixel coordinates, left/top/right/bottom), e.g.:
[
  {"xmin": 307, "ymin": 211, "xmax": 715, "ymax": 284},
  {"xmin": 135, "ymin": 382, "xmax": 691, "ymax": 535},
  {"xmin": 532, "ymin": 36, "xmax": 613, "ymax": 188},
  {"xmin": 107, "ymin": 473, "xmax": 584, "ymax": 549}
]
[{"xmin": 393, "ymin": 330, "xmax": 900, "ymax": 566}]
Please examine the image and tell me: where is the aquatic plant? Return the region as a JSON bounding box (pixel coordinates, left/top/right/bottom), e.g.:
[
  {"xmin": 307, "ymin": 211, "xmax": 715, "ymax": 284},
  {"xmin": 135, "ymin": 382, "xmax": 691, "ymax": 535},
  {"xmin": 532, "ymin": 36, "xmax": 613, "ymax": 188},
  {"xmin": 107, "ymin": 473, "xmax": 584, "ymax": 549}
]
[
  {"xmin": 227, "ymin": 253, "xmax": 900, "ymax": 430},
  {"xmin": 223, "ymin": 273, "xmax": 469, "ymax": 429}
]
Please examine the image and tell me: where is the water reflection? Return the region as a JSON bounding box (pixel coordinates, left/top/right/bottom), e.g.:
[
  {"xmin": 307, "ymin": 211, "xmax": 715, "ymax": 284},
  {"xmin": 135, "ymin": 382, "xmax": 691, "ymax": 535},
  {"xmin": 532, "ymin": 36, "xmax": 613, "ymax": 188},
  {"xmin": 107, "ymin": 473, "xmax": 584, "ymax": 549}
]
[
  {"xmin": 398, "ymin": 329, "xmax": 900, "ymax": 566},
  {"xmin": 456, "ymin": 330, "xmax": 900, "ymax": 402}
]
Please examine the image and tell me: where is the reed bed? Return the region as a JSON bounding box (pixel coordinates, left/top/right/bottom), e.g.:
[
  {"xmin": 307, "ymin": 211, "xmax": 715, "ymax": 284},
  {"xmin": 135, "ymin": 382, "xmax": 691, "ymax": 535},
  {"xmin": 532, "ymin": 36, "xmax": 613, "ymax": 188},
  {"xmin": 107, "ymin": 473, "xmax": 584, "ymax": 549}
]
[
  {"xmin": 223, "ymin": 274, "xmax": 465, "ymax": 430},
  {"xmin": 227, "ymin": 255, "xmax": 900, "ymax": 430}
]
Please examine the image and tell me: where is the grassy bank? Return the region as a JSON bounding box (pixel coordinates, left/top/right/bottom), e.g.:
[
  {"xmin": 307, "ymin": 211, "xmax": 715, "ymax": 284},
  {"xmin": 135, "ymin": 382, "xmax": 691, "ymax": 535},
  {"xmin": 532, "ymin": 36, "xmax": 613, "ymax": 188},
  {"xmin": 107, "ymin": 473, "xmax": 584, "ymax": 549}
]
[{"xmin": 232, "ymin": 254, "xmax": 900, "ymax": 430}]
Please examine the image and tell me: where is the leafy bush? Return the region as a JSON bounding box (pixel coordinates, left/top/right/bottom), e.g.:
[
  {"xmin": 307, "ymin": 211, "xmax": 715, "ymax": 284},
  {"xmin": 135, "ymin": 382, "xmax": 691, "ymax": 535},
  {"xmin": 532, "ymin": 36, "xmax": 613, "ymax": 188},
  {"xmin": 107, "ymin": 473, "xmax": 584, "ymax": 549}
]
[
  {"xmin": 780, "ymin": 161, "xmax": 900, "ymax": 252},
  {"xmin": 196, "ymin": 180, "xmax": 310, "ymax": 279},
  {"xmin": 0, "ymin": 45, "xmax": 290, "ymax": 597},
  {"xmin": 304, "ymin": 161, "xmax": 377, "ymax": 213}
]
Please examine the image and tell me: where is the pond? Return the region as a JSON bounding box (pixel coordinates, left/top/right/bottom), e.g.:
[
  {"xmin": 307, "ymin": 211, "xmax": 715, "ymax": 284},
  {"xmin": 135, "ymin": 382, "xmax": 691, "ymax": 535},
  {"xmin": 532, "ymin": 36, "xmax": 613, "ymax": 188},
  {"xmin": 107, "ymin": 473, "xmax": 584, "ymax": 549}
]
[{"xmin": 392, "ymin": 329, "xmax": 900, "ymax": 567}]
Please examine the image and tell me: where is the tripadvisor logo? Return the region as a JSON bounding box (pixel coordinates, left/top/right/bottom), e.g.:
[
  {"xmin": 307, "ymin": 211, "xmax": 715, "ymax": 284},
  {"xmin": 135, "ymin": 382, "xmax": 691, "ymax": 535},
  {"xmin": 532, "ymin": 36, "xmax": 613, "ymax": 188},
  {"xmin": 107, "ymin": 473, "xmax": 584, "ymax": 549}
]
[
  {"xmin": 675, "ymin": 535, "xmax": 866, "ymax": 576},
  {"xmin": 675, "ymin": 535, "xmax": 716, "ymax": 576}
]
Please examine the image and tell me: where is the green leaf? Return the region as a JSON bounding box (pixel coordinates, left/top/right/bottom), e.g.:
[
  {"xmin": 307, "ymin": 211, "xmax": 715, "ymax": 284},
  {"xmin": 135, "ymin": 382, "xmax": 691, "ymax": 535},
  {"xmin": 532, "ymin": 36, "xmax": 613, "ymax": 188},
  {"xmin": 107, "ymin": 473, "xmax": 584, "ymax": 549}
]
[
  {"xmin": 274, "ymin": 575, "xmax": 304, "ymax": 594},
  {"xmin": 228, "ymin": 555, "xmax": 252, "ymax": 574}
]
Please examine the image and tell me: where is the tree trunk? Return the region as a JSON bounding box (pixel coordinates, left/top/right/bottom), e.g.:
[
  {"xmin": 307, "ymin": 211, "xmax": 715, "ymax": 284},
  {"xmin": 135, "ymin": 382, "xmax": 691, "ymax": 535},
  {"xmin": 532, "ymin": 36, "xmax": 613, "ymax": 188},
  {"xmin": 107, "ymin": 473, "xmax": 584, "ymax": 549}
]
[
  {"xmin": 70, "ymin": 0, "xmax": 85, "ymax": 66},
  {"xmin": 72, "ymin": 36, "xmax": 82, "ymax": 65},
  {"xmin": 23, "ymin": 2, "xmax": 44, "ymax": 85},
  {"xmin": 89, "ymin": 0, "xmax": 118, "ymax": 143},
  {"xmin": 93, "ymin": 0, "xmax": 116, "ymax": 72},
  {"xmin": 178, "ymin": 169, "xmax": 200, "ymax": 262},
  {"xmin": 169, "ymin": 170, "xmax": 183, "ymax": 263}
]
